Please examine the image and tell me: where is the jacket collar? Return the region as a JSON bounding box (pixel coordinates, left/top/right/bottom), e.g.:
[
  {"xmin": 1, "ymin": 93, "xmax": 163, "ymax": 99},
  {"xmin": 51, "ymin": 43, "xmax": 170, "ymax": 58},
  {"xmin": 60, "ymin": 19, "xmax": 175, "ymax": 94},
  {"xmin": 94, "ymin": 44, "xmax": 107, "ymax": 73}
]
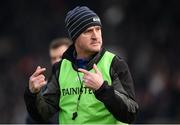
[{"xmin": 62, "ymin": 44, "xmax": 106, "ymax": 71}]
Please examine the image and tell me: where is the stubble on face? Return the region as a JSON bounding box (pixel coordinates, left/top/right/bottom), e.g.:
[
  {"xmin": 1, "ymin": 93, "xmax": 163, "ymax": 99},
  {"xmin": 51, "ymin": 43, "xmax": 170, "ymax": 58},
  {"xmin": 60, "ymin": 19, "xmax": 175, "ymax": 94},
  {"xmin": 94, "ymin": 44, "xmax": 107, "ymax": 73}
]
[{"xmin": 75, "ymin": 26, "xmax": 102, "ymax": 58}]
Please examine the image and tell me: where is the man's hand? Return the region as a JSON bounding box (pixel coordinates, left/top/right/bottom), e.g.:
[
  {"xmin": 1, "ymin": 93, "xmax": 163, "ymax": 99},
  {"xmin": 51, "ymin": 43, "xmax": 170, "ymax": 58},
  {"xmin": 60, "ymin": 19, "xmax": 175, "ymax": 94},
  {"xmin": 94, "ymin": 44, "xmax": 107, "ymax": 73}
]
[
  {"xmin": 29, "ymin": 66, "xmax": 47, "ymax": 93},
  {"xmin": 78, "ymin": 64, "xmax": 103, "ymax": 90}
]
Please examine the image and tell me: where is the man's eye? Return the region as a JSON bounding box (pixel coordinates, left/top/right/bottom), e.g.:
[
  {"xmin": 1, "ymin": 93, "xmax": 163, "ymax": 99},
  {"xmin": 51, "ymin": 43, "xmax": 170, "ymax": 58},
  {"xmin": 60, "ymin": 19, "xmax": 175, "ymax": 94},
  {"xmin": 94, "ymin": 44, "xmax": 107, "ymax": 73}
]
[
  {"xmin": 85, "ymin": 30, "xmax": 91, "ymax": 33},
  {"xmin": 96, "ymin": 27, "xmax": 101, "ymax": 31}
]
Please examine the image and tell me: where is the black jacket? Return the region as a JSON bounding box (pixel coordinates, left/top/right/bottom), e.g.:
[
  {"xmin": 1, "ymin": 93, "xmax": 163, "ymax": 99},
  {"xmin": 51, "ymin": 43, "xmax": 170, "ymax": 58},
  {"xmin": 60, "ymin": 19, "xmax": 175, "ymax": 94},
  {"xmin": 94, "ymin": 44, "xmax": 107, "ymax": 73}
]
[{"xmin": 24, "ymin": 45, "xmax": 139, "ymax": 123}]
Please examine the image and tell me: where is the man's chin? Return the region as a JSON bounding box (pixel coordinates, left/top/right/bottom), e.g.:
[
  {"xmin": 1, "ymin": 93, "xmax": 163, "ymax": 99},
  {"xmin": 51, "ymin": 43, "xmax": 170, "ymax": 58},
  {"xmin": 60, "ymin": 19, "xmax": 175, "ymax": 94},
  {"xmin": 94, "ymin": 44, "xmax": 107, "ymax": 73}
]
[{"xmin": 91, "ymin": 48, "xmax": 101, "ymax": 52}]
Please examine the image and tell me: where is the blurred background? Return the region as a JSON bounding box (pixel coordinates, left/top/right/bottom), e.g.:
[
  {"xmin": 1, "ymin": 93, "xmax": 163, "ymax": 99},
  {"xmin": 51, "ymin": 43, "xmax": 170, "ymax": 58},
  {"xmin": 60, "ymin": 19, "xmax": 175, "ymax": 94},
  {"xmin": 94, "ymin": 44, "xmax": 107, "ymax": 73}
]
[{"xmin": 0, "ymin": 0, "xmax": 180, "ymax": 123}]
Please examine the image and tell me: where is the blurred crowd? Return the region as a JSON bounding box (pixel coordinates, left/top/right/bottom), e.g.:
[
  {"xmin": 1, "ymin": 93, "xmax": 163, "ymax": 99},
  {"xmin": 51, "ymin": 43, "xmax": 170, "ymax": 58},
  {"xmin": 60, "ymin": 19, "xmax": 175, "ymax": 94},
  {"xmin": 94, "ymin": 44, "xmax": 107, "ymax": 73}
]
[{"xmin": 0, "ymin": 0, "xmax": 180, "ymax": 123}]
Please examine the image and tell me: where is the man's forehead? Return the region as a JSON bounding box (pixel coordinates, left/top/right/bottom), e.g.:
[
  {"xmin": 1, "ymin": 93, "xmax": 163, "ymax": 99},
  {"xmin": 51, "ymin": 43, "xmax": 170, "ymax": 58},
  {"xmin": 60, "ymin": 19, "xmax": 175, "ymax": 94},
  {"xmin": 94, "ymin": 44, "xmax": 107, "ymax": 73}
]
[
  {"xmin": 51, "ymin": 45, "xmax": 67, "ymax": 50},
  {"xmin": 86, "ymin": 26, "xmax": 101, "ymax": 30}
]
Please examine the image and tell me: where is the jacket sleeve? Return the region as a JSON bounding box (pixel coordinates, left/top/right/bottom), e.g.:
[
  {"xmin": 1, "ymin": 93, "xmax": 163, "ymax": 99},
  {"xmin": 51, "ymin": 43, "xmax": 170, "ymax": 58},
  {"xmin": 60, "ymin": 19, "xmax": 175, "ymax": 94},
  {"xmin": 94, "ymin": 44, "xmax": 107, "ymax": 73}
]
[
  {"xmin": 24, "ymin": 62, "xmax": 61, "ymax": 122},
  {"xmin": 94, "ymin": 56, "xmax": 139, "ymax": 123}
]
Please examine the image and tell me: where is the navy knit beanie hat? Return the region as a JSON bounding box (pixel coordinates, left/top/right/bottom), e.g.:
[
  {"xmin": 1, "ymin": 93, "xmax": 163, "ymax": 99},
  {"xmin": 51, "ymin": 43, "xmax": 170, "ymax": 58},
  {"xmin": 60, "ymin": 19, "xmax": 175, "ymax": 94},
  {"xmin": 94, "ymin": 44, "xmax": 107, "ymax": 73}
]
[{"xmin": 65, "ymin": 6, "xmax": 102, "ymax": 41}]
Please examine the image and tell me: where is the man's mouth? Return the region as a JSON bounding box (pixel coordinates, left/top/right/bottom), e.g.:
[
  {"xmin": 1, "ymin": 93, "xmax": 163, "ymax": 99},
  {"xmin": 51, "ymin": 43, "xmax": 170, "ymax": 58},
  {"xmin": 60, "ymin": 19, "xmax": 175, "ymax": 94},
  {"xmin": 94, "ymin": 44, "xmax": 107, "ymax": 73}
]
[{"xmin": 91, "ymin": 42, "xmax": 100, "ymax": 45}]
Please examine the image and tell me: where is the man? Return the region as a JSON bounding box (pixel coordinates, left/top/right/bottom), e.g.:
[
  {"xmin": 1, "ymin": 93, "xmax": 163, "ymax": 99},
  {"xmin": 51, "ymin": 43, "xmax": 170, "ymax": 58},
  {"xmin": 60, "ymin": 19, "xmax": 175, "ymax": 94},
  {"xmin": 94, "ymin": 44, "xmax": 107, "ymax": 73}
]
[
  {"xmin": 24, "ymin": 6, "xmax": 139, "ymax": 124},
  {"xmin": 49, "ymin": 37, "xmax": 72, "ymax": 65},
  {"xmin": 25, "ymin": 37, "xmax": 71, "ymax": 123}
]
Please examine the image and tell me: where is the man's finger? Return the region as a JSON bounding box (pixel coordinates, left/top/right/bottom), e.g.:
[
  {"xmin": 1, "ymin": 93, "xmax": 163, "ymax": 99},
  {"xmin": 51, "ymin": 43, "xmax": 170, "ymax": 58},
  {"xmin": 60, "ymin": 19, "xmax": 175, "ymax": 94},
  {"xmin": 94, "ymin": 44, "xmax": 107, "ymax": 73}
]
[
  {"xmin": 34, "ymin": 81, "xmax": 46, "ymax": 91},
  {"xmin": 36, "ymin": 75, "xmax": 45, "ymax": 81},
  {"xmin": 78, "ymin": 68, "xmax": 90, "ymax": 75},
  {"xmin": 38, "ymin": 78, "xmax": 46, "ymax": 84},
  {"xmin": 39, "ymin": 81, "xmax": 47, "ymax": 88},
  {"xmin": 93, "ymin": 64, "xmax": 100, "ymax": 74},
  {"xmin": 32, "ymin": 67, "xmax": 46, "ymax": 77},
  {"xmin": 37, "ymin": 66, "xmax": 41, "ymax": 70}
]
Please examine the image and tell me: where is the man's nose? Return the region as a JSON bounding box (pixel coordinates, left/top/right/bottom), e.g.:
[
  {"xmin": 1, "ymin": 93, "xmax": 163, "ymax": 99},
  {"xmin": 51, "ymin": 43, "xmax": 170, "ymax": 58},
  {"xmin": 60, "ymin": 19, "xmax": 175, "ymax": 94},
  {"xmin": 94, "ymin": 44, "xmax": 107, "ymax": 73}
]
[{"xmin": 91, "ymin": 30, "xmax": 98, "ymax": 39}]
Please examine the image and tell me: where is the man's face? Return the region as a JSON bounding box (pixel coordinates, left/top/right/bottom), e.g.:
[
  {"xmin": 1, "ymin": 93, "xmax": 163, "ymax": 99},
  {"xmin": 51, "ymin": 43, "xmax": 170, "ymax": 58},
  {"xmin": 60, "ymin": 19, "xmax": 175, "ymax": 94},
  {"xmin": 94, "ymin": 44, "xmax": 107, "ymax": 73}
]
[
  {"xmin": 75, "ymin": 26, "xmax": 102, "ymax": 57},
  {"xmin": 50, "ymin": 45, "xmax": 68, "ymax": 65}
]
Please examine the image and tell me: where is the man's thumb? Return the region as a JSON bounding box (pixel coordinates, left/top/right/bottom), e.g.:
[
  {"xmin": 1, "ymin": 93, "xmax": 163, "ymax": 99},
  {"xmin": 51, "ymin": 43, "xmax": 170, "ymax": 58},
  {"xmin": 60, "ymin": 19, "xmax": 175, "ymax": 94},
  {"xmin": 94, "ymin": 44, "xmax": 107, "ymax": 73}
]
[
  {"xmin": 37, "ymin": 66, "xmax": 41, "ymax": 70},
  {"xmin": 93, "ymin": 64, "xmax": 100, "ymax": 74},
  {"xmin": 37, "ymin": 66, "xmax": 41, "ymax": 69}
]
